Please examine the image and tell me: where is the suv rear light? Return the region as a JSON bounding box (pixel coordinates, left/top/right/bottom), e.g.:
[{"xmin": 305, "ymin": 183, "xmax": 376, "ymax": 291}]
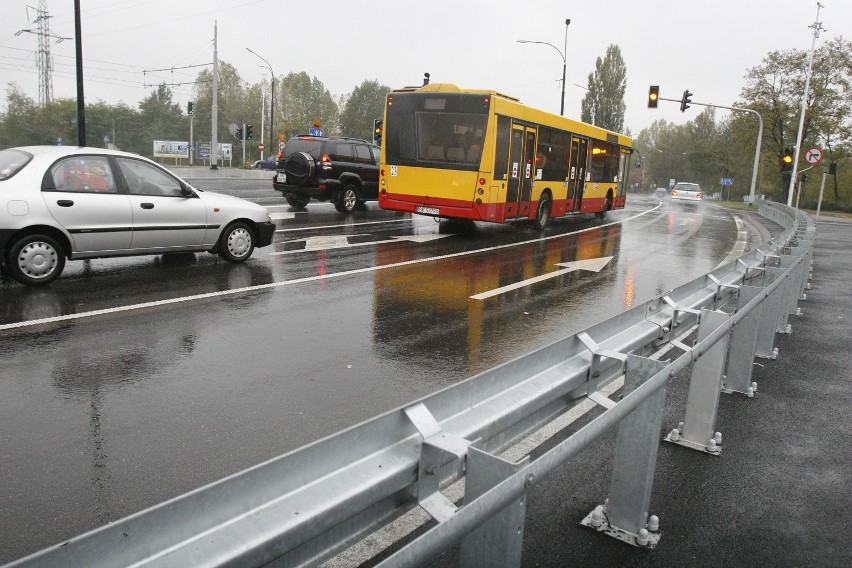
[{"xmin": 321, "ymin": 154, "xmax": 332, "ymax": 171}]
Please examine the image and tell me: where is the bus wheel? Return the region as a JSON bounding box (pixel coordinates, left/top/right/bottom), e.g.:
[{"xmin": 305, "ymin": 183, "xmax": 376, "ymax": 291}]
[{"xmin": 533, "ymin": 194, "xmax": 551, "ymax": 230}]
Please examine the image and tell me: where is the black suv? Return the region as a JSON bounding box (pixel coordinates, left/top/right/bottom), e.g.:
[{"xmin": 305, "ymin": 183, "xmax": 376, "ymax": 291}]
[{"xmin": 272, "ymin": 136, "xmax": 380, "ymax": 213}]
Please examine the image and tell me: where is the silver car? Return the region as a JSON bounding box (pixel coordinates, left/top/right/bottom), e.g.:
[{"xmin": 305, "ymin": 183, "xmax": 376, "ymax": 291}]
[
  {"xmin": 1, "ymin": 146, "xmax": 276, "ymax": 286},
  {"xmin": 670, "ymin": 182, "xmax": 703, "ymax": 203}
]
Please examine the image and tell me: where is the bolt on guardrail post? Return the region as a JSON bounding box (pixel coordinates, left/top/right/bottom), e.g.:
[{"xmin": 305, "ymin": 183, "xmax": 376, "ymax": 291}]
[
  {"xmin": 459, "ymin": 446, "xmax": 530, "ymax": 567},
  {"xmin": 723, "ymin": 285, "xmax": 763, "ymax": 397},
  {"xmin": 580, "ymin": 355, "xmax": 669, "ymax": 548},
  {"xmin": 665, "ymin": 309, "xmax": 730, "ymax": 455}
]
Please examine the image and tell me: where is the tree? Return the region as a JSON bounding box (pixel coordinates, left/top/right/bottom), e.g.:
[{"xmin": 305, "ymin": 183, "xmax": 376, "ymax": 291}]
[
  {"xmin": 739, "ymin": 36, "xmax": 852, "ymax": 201},
  {"xmin": 276, "ymin": 72, "xmax": 339, "ymax": 139},
  {"xmin": 339, "ymin": 80, "xmax": 391, "ymax": 140},
  {"xmin": 580, "ymin": 44, "xmax": 627, "ymax": 132}
]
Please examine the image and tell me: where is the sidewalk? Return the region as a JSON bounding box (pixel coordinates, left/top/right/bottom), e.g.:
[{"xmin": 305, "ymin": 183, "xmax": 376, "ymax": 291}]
[{"xmin": 429, "ymin": 216, "xmax": 852, "ymax": 567}]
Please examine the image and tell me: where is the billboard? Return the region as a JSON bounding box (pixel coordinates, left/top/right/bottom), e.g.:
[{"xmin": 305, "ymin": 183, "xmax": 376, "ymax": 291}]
[{"xmin": 153, "ymin": 140, "xmax": 189, "ymax": 159}]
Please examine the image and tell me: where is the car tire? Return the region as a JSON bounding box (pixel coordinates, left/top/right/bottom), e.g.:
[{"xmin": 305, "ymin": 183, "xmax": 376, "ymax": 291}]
[
  {"xmin": 284, "ymin": 152, "xmax": 315, "ymax": 186},
  {"xmin": 6, "ymin": 233, "xmax": 66, "ymax": 286},
  {"xmin": 532, "ymin": 194, "xmax": 551, "ymax": 231},
  {"xmin": 218, "ymin": 221, "xmax": 255, "ymax": 262},
  {"xmin": 335, "ymin": 184, "xmax": 359, "ymax": 214},
  {"xmin": 286, "ymin": 195, "xmax": 310, "ymax": 209}
]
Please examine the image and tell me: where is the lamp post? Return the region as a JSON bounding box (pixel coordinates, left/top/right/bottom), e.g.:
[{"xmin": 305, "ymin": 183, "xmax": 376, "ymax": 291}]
[
  {"xmin": 246, "ymin": 48, "xmax": 274, "ymax": 157},
  {"xmin": 518, "ymin": 18, "xmax": 570, "ymax": 116}
]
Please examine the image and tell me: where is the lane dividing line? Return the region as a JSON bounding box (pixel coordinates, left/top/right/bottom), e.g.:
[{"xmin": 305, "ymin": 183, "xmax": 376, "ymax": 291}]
[
  {"xmin": 1, "ymin": 205, "xmax": 661, "ymax": 332},
  {"xmin": 275, "ymin": 218, "xmax": 413, "ymax": 233}
]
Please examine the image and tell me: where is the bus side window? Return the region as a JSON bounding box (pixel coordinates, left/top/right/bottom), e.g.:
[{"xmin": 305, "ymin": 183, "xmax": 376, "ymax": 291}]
[{"xmin": 493, "ymin": 116, "xmax": 511, "ymax": 179}]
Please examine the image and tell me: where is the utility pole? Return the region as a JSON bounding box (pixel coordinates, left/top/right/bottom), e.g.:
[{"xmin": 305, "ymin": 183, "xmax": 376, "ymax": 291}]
[
  {"xmin": 787, "ymin": 2, "xmax": 825, "ymax": 206},
  {"xmin": 211, "ymin": 21, "xmax": 219, "ymax": 170},
  {"xmin": 73, "ymin": 0, "xmax": 85, "ymax": 146}
]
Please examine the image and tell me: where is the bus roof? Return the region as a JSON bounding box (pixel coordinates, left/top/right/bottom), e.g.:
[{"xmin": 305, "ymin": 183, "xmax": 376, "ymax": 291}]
[
  {"xmin": 389, "ymin": 82, "xmax": 630, "ymax": 146},
  {"xmin": 392, "ymin": 82, "xmax": 520, "ymax": 102}
]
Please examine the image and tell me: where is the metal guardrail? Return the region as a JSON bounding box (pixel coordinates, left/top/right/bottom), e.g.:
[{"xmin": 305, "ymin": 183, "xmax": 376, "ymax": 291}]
[{"xmin": 6, "ymin": 203, "xmax": 815, "ymax": 568}]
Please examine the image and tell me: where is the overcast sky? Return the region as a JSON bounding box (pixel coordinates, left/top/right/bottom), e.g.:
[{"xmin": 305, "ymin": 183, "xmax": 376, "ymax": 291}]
[{"xmin": 1, "ymin": 0, "xmax": 849, "ymax": 136}]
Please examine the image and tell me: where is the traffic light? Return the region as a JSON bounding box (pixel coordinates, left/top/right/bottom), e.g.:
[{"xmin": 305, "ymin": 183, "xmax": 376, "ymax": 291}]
[
  {"xmin": 187, "ymin": 101, "xmax": 194, "ymax": 116},
  {"xmin": 235, "ymin": 127, "xmax": 243, "ymax": 140},
  {"xmin": 373, "ymin": 119, "xmax": 383, "ymax": 145},
  {"xmin": 245, "ymin": 124, "xmax": 253, "ymax": 140},
  {"xmin": 648, "ymin": 85, "xmax": 659, "ymax": 109},
  {"xmin": 781, "ymin": 148, "xmax": 793, "ymax": 172},
  {"xmin": 680, "ymin": 89, "xmax": 692, "ymax": 112}
]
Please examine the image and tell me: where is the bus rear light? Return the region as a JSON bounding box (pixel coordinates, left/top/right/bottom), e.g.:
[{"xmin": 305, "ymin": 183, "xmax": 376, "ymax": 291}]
[
  {"xmin": 479, "ymin": 177, "xmax": 486, "ymax": 185},
  {"xmin": 475, "ymin": 198, "xmax": 482, "ymax": 204}
]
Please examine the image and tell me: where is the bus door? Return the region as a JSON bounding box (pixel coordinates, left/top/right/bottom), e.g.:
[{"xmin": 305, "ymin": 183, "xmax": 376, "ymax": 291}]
[
  {"xmin": 505, "ymin": 124, "xmax": 537, "ymax": 219},
  {"xmin": 568, "ymin": 136, "xmax": 588, "ymax": 212}
]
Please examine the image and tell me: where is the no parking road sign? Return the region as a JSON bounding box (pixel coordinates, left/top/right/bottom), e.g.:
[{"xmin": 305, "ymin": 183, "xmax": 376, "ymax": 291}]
[{"xmin": 805, "ymin": 146, "xmax": 824, "ymax": 165}]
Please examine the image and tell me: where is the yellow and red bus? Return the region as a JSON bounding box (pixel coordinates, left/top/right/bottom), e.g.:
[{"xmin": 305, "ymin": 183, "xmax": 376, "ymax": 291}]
[{"xmin": 378, "ymin": 83, "xmax": 632, "ymax": 229}]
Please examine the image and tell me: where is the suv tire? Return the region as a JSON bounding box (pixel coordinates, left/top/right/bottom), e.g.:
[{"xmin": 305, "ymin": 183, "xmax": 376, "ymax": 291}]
[
  {"xmin": 284, "ymin": 152, "xmax": 315, "ymax": 186},
  {"xmin": 286, "ymin": 195, "xmax": 310, "ymax": 209},
  {"xmin": 335, "ymin": 184, "xmax": 360, "ymax": 214}
]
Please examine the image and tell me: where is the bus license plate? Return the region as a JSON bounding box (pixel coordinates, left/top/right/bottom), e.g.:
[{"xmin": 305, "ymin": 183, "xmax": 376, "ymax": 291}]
[
  {"xmin": 416, "ymin": 206, "xmax": 440, "ymax": 216},
  {"xmin": 276, "ymin": 173, "xmax": 286, "ymax": 183}
]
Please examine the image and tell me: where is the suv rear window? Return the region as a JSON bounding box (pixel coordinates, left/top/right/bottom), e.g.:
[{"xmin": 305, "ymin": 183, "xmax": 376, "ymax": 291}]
[
  {"xmin": 0, "ymin": 149, "xmax": 33, "ymax": 181},
  {"xmin": 282, "ymin": 139, "xmax": 323, "ymax": 160}
]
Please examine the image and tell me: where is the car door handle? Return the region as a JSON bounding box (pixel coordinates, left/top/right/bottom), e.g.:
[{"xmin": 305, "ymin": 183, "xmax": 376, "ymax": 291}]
[
  {"xmin": 140, "ymin": 203, "xmax": 154, "ymax": 209},
  {"xmin": 57, "ymin": 199, "xmax": 74, "ymax": 207}
]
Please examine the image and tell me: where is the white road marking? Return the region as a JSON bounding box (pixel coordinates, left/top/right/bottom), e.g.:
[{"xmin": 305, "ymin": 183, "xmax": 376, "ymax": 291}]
[
  {"xmin": 0, "ymin": 205, "xmax": 660, "ymax": 331},
  {"xmin": 270, "ymin": 233, "xmax": 454, "ymax": 255},
  {"xmin": 275, "ymin": 218, "xmax": 413, "ymax": 233},
  {"xmin": 269, "ymin": 212, "xmax": 296, "ymax": 220},
  {"xmin": 714, "ymin": 215, "xmax": 749, "ymax": 269},
  {"xmin": 470, "ymin": 256, "xmax": 614, "ymax": 300}
]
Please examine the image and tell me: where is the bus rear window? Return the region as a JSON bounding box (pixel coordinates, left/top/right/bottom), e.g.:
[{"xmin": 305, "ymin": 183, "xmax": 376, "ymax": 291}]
[{"xmin": 385, "ymin": 93, "xmax": 489, "ymax": 170}]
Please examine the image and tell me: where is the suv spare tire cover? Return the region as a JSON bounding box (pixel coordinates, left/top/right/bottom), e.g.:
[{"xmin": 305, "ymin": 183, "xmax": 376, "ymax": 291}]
[{"xmin": 284, "ymin": 152, "xmax": 315, "ymax": 185}]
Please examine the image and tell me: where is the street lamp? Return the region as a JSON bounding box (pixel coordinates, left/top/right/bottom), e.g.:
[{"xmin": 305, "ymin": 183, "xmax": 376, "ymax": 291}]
[
  {"xmin": 246, "ymin": 47, "xmax": 274, "ymax": 157},
  {"xmin": 518, "ymin": 18, "xmax": 570, "ymax": 115}
]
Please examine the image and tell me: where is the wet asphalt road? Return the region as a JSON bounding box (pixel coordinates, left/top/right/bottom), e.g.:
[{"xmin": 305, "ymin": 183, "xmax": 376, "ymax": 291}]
[{"xmin": 0, "ymin": 186, "xmax": 769, "ymax": 564}]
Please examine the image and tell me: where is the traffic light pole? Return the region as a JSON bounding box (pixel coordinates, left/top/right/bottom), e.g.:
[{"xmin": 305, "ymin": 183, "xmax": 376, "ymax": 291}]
[{"xmin": 656, "ymin": 97, "xmax": 763, "ymax": 202}]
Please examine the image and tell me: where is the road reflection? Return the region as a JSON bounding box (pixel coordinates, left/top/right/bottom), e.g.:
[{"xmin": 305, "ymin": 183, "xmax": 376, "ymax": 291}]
[{"xmin": 372, "ymin": 222, "xmax": 623, "ymax": 376}]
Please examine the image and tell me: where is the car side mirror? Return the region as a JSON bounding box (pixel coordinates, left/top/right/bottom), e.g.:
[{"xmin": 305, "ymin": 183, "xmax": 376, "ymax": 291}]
[{"xmin": 180, "ymin": 183, "xmax": 194, "ymax": 197}]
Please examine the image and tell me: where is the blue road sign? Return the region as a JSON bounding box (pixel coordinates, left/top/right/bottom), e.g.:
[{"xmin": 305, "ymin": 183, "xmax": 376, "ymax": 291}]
[
  {"xmin": 308, "ymin": 127, "xmax": 324, "ymax": 137},
  {"xmin": 720, "ymin": 177, "xmax": 734, "ymax": 186},
  {"xmin": 56, "ymin": 136, "xmax": 63, "ymax": 145}
]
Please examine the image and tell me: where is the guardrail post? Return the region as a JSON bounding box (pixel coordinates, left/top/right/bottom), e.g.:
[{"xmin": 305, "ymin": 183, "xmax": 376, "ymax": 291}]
[
  {"xmin": 459, "ymin": 446, "xmax": 530, "ymax": 567},
  {"xmin": 775, "ymin": 255, "xmax": 796, "ymax": 334},
  {"xmin": 755, "ymin": 267, "xmax": 784, "ymax": 359},
  {"xmin": 665, "ymin": 309, "xmax": 729, "ymax": 455},
  {"xmin": 580, "ymin": 355, "xmax": 669, "ymax": 548},
  {"xmin": 722, "ymin": 286, "xmax": 762, "ymax": 397}
]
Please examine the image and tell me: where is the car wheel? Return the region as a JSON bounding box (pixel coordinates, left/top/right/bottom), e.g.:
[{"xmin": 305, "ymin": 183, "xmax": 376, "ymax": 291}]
[
  {"xmin": 286, "ymin": 195, "xmax": 310, "ymax": 209},
  {"xmin": 532, "ymin": 194, "xmax": 551, "ymax": 231},
  {"xmin": 336, "ymin": 185, "xmax": 359, "ymax": 214},
  {"xmin": 7, "ymin": 233, "xmax": 66, "ymax": 286},
  {"xmin": 219, "ymin": 221, "xmax": 255, "ymax": 262}
]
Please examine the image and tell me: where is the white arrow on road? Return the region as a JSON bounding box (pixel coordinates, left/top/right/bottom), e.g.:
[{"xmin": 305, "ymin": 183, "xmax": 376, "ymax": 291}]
[
  {"xmin": 269, "ymin": 233, "xmax": 454, "ymax": 255},
  {"xmin": 469, "ymin": 256, "xmax": 614, "ymax": 300}
]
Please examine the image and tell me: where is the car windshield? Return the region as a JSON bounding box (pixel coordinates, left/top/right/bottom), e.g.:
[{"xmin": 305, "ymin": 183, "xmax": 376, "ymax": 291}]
[{"xmin": 0, "ymin": 149, "xmax": 33, "ymax": 181}]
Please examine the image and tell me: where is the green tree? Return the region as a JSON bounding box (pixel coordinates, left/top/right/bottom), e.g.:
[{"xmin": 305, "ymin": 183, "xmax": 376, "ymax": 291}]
[
  {"xmin": 339, "ymin": 80, "xmax": 391, "ymax": 140},
  {"xmin": 276, "ymin": 71, "xmax": 339, "ymax": 139},
  {"xmin": 580, "ymin": 44, "xmax": 627, "ymax": 132},
  {"xmin": 739, "ymin": 36, "xmax": 851, "ymax": 201}
]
